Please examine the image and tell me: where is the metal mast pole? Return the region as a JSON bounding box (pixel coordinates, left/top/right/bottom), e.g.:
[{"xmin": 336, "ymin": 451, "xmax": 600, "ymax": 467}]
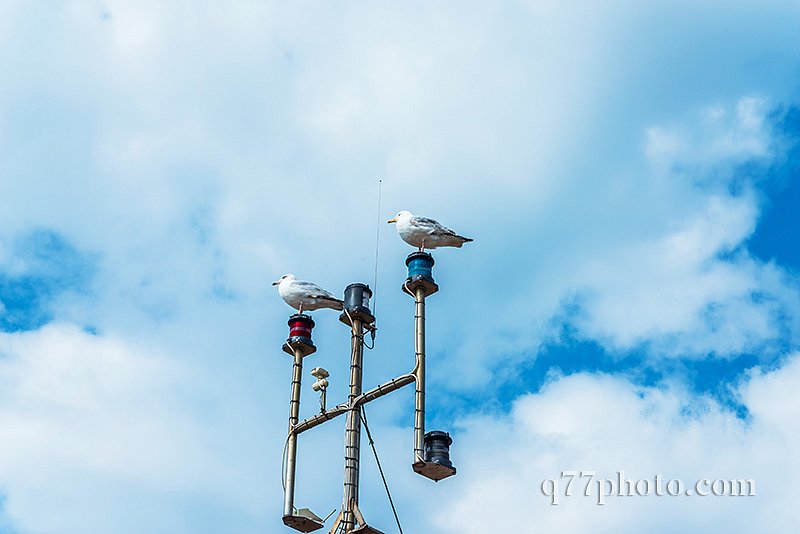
[
  {"xmin": 342, "ymin": 317, "xmax": 364, "ymax": 531},
  {"xmin": 406, "ymin": 252, "xmax": 456, "ymax": 483},
  {"xmin": 281, "ymin": 314, "xmax": 319, "ymax": 533},
  {"xmin": 284, "ymin": 345, "xmax": 304, "ymax": 517},
  {"xmin": 413, "ymin": 287, "xmax": 426, "ymax": 464},
  {"xmin": 281, "ymin": 265, "xmax": 455, "ymax": 534}
]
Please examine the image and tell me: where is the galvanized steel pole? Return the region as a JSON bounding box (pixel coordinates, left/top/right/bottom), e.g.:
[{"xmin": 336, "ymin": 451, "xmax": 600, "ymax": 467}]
[
  {"xmin": 284, "ymin": 346, "xmax": 304, "ymax": 517},
  {"xmin": 413, "ymin": 287, "xmax": 426, "ymax": 464},
  {"xmin": 342, "ymin": 317, "xmax": 365, "ymax": 532}
]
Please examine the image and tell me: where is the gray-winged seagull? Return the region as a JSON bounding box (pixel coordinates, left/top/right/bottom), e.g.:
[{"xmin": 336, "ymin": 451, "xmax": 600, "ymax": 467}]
[
  {"xmin": 273, "ymin": 274, "xmax": 344, "ymax": 313},
  {"xmin": 387, "ymin": 210, "xmax": 473, "ymax": 251}
]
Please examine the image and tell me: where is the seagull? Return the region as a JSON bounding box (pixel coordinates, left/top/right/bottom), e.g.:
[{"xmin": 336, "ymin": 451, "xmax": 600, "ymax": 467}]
[
  {"xmin": 387, "ymin": 210, "xmax": 473, "ymax": 251},
  {"xmin": 273, "ymin": 274, "xmax": 344, "ymax": 314}
]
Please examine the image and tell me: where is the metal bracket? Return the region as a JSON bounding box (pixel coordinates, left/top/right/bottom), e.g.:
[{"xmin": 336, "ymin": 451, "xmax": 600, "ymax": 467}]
[{"xmin": 402, "ymin": 275, "xmax": 438, "ymax": 298}]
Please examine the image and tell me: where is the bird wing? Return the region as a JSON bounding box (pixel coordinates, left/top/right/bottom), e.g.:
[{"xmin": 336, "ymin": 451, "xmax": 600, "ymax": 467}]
[
  {"xmin": 410, "ymin": 216, "xmax": 458, "ymax": 236},
  {"xmin": 293, "ymin": 281, "xmax": 341, "ymax": 301}
]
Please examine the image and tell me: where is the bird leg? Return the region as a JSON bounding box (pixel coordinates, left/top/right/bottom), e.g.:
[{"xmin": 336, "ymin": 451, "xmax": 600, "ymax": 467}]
[
  {"xmin": 419, "ymin": 239, "xmax": 426, "ymax": 252},
  {"xmin": 298, "ymin": 303, "xmax": 304, "ymax": 315}
]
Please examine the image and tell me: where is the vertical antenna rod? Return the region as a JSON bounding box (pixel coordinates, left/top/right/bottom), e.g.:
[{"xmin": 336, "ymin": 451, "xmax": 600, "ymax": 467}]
[{"xmin": 372, "ymin": 179, "xmax": 382, "ymax": 319}]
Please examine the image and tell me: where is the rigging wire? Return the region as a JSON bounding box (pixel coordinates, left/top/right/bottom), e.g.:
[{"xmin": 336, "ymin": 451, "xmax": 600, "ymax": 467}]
[{"xmin": 361, "ymin": 406, "xmax": 404, "ymax": 534}]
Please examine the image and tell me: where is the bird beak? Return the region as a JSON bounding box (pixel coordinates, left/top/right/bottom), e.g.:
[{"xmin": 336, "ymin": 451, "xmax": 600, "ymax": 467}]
[
  {"xmin": 387, "ymin": 217, "xmax": 397, "ymax": 224},
  {"xmin": 272, "ymin": 280, "xmax": 280, "ymax": 286}
]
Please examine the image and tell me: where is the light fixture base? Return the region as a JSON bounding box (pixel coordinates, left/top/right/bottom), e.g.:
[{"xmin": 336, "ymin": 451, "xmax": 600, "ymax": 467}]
[
  {"xmin": 412, "ymin": 460, "xmax": 457, "ymax": 481},
  {"xmin": 282, "ymin": 514, "xmax": 324, "ymax": 532},
  {"xmin": 282, "ymin": 337, "xmax": 316, "ymax": 356}
]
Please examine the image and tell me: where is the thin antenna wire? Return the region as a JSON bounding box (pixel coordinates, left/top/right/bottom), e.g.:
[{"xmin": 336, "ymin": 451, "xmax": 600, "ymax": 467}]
[
  {"xmin": 361, "ymin": 406, "xmax": 404, "ymax": 534},
  {"xmin": 372, "ymin": 179, "xmax": 382, "ymax": 319}
]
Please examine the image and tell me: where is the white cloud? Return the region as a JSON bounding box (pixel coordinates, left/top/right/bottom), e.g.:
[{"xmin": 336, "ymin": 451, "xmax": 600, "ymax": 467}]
[
  {"xmin": 412, "ymin": 354, "xmax": 800, "ymax": 533},
  {"xmin": 0, "ymin": 324, "xmax": 272, "ymax": 533},
  {"xmin": 645, "ymin": 97, "xmax": 772, "ymax": 172},
  {"xmin": 553, "ymin": 98, "xmax": 800, "ymax": 357},
  {"xmin": 435, "ymin": 96, "xmax": 799, "ymax": 393},
  {"xmin": 570, "ymin": 192, "xmax": 777, "ymax": 353}
]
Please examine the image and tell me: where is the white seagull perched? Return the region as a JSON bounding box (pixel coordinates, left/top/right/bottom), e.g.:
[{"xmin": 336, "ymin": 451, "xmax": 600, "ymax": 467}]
[
  {"xmin": 273, "ymin": 274, "xmax": 344, "ymax": 313},
  {"xmin": 387, "ymin": 210, "xmax": 473, "ymax": 251}
]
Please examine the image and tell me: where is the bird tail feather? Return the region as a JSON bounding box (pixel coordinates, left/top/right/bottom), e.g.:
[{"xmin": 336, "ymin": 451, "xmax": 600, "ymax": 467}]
[{"xmin": 331, "ymin": 298, "xmax": 344, "ymax": 310}]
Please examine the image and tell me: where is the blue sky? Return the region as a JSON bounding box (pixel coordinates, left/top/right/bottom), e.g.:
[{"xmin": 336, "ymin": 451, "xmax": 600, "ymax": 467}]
[{"xmin": 1, "ymin": 1, "xmax": 800, "ymax": 533}]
